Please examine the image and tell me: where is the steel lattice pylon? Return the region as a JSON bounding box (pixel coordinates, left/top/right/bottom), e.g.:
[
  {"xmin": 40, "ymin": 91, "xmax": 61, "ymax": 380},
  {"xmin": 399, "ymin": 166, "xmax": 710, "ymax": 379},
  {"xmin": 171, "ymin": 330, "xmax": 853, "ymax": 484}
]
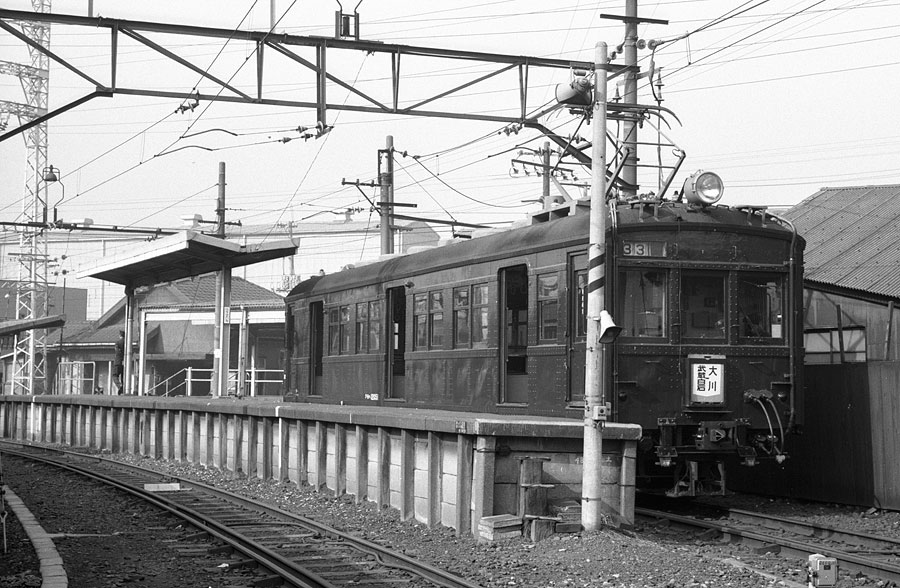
[{"xmin": 6, "ymin": 1, "xmax": 51, "ymax": 395}]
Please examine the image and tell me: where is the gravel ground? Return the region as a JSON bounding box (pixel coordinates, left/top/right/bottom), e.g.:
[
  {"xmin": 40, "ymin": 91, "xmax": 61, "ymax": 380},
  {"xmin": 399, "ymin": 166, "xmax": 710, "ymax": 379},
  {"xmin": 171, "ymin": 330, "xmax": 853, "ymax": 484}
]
[{"xmin": 3, "ymin": 450, "xmax": 899, "ymax": 588}]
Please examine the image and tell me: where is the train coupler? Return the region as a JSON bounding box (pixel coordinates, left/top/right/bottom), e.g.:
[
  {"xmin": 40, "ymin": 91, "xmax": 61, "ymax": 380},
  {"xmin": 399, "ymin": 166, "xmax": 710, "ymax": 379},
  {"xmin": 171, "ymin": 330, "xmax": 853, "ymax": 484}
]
[{"xmin": 655, "ymin": 446, "xmax": 678, "ymax": 468}]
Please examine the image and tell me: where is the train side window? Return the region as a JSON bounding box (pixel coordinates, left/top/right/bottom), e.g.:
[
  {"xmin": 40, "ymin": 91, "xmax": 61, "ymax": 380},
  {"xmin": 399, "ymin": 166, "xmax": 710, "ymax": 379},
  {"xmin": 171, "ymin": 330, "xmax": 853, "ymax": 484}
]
[
  {"xmin": 738, "ymin": 274, "xmax": 784, "ymax": 339},
  {"xmin": 681, "ymin": 273, "xmax": 726, "ymax": 340},
  {"xmin": 414, "ymin": 294, "xmax": 428, "ymax": 349},
  {"xmin": 618, "ymin": 269, "xmax": 667, "ymax": 338},
  {"xmin": 292, "ymin": 309, "xmax": 303, "ymax": 354},
  {"xmin": 430, "ymin": 292, "xmax": 444, "ymax": 348},
  {"xmin": 339, "ymin": 305, "xmax": 352, "ymax": 353},
  {"xmin": 355, "ymin": 302, "xmax": 369, "ymax": 353},
  {"xmin": 368, "ymin": 300, "xmax": 382, "ymax": 352},
  {"xmin": 472, "ymin": 284, "xmax": 489, "ymax": 348},
  {"xmin": 538, "ymin": 273, "xmax": 560, "ymax": 342},
  {"xmin": 453, "ymin": 287, "xmax": 470, "ymax": 348},
  {"xmin": 328, "ymin": 308, "xmax": 341, "ymax": 355}
]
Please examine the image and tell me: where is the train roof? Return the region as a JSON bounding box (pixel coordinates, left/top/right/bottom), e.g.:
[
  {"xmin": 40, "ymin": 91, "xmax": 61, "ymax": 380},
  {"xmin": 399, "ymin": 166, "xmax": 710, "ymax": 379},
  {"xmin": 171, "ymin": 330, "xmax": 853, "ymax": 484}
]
[{"xmin": 286, "ymin": 201, "xmax": 799, "ymax": 299}]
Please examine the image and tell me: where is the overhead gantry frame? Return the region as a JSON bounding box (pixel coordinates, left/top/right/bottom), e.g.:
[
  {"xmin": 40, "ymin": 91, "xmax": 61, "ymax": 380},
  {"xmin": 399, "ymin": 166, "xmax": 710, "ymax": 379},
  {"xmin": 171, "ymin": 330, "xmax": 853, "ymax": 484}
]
[{"xmin": 0, "ymin": 8, "xmax": 635, "ymax": 144}]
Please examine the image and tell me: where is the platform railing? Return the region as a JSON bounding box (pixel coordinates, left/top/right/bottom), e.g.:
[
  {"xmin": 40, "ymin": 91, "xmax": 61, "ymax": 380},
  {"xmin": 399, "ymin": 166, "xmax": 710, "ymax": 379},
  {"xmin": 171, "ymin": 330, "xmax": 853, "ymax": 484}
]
[
  {"xmin": 56, "ymin": 361, "xmax": 98, "ymax": 395},
  {"xmin": 148, "ymin": 367, "xmax": 283, "ymax": 397}
]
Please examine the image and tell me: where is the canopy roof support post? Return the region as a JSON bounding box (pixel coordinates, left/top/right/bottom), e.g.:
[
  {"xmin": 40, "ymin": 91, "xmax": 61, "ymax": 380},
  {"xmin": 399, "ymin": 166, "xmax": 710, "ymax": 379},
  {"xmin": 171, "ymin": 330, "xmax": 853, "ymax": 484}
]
[
  {"xmin": 124, "ymin": 285, "xmax": 135, "ymax": 395},
  {"xmin": 212, "ymin": 265, "xmax": 232, "ymax": 396}
]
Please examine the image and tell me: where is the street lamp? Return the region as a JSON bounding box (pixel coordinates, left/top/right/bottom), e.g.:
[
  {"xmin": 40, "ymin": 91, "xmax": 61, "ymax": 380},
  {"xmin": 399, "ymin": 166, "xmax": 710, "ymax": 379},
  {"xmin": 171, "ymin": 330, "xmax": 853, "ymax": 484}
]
[{"xmin": 42, "ymin": 165, "xmax": 65, "ymax": 225}]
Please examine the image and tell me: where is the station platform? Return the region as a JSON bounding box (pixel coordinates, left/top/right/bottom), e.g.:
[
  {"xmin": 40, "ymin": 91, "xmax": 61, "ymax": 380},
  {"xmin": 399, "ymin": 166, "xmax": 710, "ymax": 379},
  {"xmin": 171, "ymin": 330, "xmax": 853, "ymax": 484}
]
[{"xmin": 0, "ymin": 394, "xmax": 641, "ymax": 535}]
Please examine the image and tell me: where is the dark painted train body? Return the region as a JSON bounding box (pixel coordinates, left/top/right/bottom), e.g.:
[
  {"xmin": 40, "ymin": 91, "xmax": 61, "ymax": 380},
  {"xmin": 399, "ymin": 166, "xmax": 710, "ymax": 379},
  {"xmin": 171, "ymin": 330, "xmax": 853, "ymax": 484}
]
[{"xmin": 284, "ymin": 200, "xmax": 805, "ymax": 495}]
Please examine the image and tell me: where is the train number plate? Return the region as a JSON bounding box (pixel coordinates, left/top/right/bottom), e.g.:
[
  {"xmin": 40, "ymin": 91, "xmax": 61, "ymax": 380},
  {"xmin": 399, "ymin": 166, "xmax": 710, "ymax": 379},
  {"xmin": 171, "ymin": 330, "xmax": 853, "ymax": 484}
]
[{"xmin": 622, "ymin": 241, "xmax": 665, "ymax": 257}]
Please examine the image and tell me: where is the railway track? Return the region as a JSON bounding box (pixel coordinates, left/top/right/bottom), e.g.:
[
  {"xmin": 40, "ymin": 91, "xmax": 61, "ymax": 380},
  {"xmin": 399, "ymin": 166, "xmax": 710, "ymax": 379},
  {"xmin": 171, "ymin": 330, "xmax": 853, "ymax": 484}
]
[
  {"xmin": 1, "ymin": 440, "xmax": 483, "ymax": 588},
  {"xmin": 636, "ymin": 502, "xmax": 900, "ymax": 587}
]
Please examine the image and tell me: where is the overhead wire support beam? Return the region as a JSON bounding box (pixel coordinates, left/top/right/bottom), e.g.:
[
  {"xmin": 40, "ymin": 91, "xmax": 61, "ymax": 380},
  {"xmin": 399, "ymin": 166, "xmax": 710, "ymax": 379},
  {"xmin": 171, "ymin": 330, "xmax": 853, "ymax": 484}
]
[
  {"xmin": 0, "ymin": 17, "xmax": 103, "ymax": 88},
  {"xmin": 0, "ymin": 8, "xmax": 633, "ymax": 141},
  {"xmin": 0, "ymin": 90, "xmax": 112, "ymax": 143},
  {"xmin": 118, "ymin": 28, "xmax": 253, "ymax": 101}
]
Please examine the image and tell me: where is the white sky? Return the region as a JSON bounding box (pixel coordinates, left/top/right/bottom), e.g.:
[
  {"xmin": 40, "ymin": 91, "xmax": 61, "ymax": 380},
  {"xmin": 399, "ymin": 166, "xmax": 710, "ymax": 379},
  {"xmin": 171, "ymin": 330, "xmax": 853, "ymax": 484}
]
[{"xmin": 2, "ymin": 0, "xmax": 899, "ymax": 256}]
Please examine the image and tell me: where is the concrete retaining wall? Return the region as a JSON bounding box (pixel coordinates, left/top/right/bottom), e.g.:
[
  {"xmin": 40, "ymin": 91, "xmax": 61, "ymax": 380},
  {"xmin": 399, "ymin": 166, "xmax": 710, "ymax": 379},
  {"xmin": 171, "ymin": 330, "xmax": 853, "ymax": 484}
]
[{"xmin": 0, "ymin": 395, "xmax": 641, "ymax": 533}]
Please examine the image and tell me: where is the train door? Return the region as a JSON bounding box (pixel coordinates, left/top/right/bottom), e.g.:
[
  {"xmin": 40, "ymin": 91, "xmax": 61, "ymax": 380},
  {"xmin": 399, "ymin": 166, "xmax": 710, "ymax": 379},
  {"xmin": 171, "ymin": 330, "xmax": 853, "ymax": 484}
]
[
  {"xmin": 568, "ymin": 254, "xmax": 588, "ymax": 406},
  {"xmin": 309, "ymin": 301, "xmax": 324, "ymax": 396},
  {"xmin": 386, "ymin": 286, "xmax": 406, "ymax": 400},
  {"xmin": 499, "ymin": 265, "xmax": 528, "ymax": 404}
]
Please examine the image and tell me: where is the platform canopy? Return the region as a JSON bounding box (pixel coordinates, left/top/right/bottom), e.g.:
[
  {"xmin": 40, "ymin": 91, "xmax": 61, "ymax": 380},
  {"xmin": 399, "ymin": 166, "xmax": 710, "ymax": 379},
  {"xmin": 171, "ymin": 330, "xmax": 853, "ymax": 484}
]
[
  {"xmin": 77, "ymin": 230, "xmax": 298, "ymax": 288},
  {"xmin": 0, "ymin": 314, "xmax": 66, "ymax": 337}
]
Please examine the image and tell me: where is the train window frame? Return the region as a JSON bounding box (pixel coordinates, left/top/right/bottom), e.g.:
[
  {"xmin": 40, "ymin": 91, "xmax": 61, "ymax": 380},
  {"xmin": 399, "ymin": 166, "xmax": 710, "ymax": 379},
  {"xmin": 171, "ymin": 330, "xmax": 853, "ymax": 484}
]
[
  {"xmin": 355, "ymin": 302, "xmax": 368, "ymax": 353},
  {"xmin": 429, "ymin": 291, "xmax": 445, "ymax": 348},
  {"xmin": 736, "ymin": 273, "xmax": 785, "ymax": 341},
  {"xmin": 339, "ymin": 305, "xmax": 352, "ymax": 354},
  {"xmin": 368, "ymin": 300, "xmax": 382, "ymax": 352},
  {"xmin": 537, "ymin": 273, "xmax": 560, "ymax": 342},
  {"xmin": 471, "ymin": 284, "xmax": 489, "ymax": 348},
  {"xmin": 414, "ymin": 293, "xmax": 428, "ymax": 350},
  {"xmin": 328, "ymin": 307, "xmax": 340, "ymax": 355},
  {"xmin": 680, "ymin": 271, "xmax": 727, "ymax": 342},
  {"xmin": 453, "ymin": 287, "xmax": 470, "ymax": 348},
  {"xmin": 617, "ymin": 268, "xmax": 668, "ymax": 339}
]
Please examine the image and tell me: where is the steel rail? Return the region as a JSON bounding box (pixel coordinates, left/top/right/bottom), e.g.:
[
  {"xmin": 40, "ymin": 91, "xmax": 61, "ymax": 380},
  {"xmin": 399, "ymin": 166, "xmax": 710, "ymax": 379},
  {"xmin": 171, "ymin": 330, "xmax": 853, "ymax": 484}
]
[
  {"xmin": 0, "ymin": 441, "xmax": 485, "ymax": 588},
  {"xmin": 636, "ymin": 506, "xmax": 900, "ymax": 586},
  {"xmin": 1, "ymin": 444, "xmax": 331, "ymax": 587}
]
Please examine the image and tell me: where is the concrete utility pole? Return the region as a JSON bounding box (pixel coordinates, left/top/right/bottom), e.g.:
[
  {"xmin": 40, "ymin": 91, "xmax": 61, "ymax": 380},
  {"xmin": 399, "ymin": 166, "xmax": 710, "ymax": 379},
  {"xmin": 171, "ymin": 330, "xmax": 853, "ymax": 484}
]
[
  {"xmin": 541, "ymin": 141, "xmax": 552, "ymax": 209},
  {"xmin": 621, "ymin": 0, "xmax": 639, "ymax": 199},
  {"xmin": 212, "ymin": 162, "xmax": 232, "ymax": 397},
  {"xmin": 379, "ymin": 135, "xmax": 395, "ymax": 255},
  {"xmin": 581, "ymin": 42, "xmax": 611, "ymax": 533}
]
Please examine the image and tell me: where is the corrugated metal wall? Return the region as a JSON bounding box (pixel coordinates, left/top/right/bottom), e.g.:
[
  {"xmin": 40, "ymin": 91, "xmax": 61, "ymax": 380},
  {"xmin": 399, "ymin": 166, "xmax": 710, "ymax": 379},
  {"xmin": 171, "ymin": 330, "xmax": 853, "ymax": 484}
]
[{"xmin": 730, "ymin": 361, "xmax": 899, "ymax": 511}]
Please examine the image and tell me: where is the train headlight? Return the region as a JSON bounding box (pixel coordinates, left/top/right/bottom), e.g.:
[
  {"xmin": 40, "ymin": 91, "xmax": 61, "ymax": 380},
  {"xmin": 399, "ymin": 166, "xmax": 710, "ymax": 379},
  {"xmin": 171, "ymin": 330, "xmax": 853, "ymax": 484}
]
[{"xmin": 681, "ymin": 170, "xmax": 724, "ymax": 206}]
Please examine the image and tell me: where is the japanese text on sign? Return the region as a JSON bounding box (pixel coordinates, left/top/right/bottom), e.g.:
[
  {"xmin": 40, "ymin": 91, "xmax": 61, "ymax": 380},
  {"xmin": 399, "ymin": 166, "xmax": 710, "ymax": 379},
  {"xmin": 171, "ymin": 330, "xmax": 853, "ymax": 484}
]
[{"xmin": 692, "ymin": 362, "xmax": 724, "ymax": 401}]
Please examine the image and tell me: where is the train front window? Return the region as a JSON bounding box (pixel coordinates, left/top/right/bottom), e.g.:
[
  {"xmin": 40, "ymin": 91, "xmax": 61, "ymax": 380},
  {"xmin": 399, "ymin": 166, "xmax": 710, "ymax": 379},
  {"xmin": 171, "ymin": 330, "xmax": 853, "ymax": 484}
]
[
  {"xmin": 738, "ymin": 274, "xmax": 784, "ymax": 339},
  {"xmin": 681, "ymin": 273, "xmax": 726, "ymax": 340},
  {"xmin": 618, "ymin": 269, "xmax": 667, "ymax": 338}
]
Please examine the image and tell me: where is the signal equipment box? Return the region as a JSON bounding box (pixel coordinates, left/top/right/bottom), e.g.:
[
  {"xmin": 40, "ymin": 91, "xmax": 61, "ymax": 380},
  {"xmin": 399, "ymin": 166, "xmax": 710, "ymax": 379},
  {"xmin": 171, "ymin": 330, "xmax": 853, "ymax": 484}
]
[{"xmin": 807, "ymin": 553, "xmax": 837, "ymax": 587}]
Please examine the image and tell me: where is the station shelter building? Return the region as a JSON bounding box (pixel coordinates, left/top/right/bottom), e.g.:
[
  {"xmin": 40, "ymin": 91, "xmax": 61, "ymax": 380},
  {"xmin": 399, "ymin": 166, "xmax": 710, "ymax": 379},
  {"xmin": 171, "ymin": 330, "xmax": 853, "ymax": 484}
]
[{"xmin": 48, "ymin": 274, "xmax": 285, "ymax": 397}]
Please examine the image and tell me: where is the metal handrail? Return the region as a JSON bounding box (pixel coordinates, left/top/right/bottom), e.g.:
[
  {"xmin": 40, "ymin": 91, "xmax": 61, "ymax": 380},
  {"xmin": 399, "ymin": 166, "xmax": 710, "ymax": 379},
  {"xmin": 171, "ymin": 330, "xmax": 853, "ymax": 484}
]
[{"xmin": 146, "ymin": 367, "xmax": 284, "ymax": 396}]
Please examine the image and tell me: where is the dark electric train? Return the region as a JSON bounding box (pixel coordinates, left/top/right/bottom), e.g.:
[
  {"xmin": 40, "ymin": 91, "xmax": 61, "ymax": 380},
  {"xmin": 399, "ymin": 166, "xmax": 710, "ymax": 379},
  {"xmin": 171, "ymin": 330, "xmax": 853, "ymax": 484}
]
[{"xmin": 283, "ymin": 178, "xmax": 805, "ymax": 495}]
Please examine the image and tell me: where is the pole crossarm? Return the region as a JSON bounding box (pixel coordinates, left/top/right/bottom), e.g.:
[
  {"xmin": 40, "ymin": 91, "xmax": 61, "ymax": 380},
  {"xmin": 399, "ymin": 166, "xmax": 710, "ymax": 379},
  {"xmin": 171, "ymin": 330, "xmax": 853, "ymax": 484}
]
[{"xmin": 0, "ymin": 8, "xmax": 626, "ymax": 141}]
